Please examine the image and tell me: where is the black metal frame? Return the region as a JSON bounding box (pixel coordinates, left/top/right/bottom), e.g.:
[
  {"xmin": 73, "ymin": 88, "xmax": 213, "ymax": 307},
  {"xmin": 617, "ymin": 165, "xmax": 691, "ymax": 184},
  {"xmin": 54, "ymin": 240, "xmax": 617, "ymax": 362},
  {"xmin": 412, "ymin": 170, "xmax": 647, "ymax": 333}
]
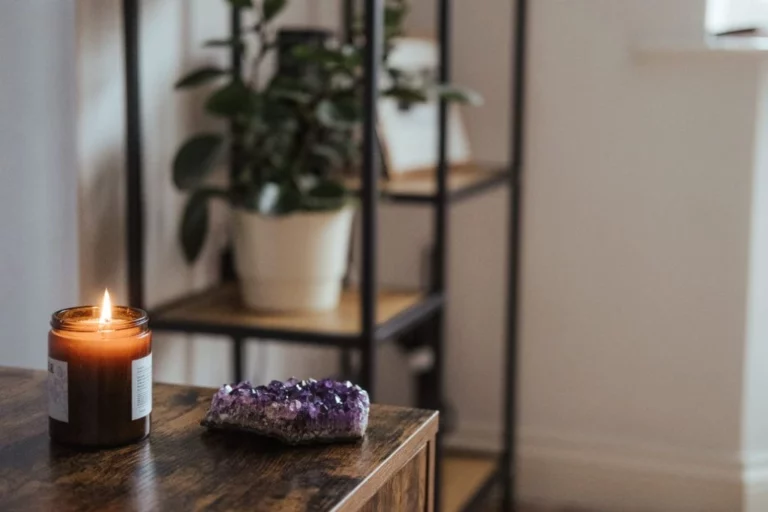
[
  {"xmin": 123, "ymin": 0, "xmax": 144, "ymax": 310},
  {"xmin": 121, "ymin": 0, "xmax": 526, "ymax": 509},
  {"xmin": 359, "ymin": 0, "xmax": 382, "ymax": 399},
  {"xmin": 503, "ymin": 0, "xmax": 528, "ymax": 508}
]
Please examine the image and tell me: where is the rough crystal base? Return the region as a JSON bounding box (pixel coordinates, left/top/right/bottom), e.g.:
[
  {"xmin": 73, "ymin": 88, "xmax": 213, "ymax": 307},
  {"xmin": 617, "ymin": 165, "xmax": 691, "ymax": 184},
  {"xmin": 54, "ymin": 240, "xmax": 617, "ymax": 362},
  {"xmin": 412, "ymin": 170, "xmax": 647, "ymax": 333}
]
[{"xmin": 201, "ymin": 378, "xmax": 370, "ymax": 445}]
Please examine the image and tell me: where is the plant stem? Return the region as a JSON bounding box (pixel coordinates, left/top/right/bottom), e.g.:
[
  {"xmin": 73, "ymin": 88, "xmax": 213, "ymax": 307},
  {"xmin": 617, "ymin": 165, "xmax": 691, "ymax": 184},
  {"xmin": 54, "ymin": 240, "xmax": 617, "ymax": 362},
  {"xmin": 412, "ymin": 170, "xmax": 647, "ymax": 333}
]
[{"xmin": 249, "ymin": 3, "xmax": 272, "ymax": 89}]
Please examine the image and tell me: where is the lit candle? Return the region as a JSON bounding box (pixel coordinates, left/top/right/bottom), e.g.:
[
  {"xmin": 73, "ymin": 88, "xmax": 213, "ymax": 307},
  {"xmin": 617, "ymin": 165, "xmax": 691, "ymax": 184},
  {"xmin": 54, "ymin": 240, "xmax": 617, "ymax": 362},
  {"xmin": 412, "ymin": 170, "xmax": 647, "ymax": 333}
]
[{"xmin": 48, "ymin": 290, "xmax": 152, "ymax": 447}]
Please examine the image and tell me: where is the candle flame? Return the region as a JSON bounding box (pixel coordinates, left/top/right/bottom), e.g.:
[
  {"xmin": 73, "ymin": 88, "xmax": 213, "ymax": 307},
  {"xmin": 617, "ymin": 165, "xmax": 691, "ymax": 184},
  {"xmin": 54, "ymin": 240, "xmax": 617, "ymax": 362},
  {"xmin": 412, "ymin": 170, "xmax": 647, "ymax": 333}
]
[{"xmin": 99, "ymin": 289, "xmax": 112, "ymax": 326}]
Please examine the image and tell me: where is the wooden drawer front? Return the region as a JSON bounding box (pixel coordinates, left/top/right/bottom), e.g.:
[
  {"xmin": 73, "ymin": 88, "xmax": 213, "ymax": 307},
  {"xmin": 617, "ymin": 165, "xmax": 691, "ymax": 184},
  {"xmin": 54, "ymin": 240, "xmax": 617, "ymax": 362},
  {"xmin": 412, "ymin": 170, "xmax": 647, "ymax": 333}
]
[{"xmin": 361, "ymin": 447, "xmax": 428, "ymax": 511}]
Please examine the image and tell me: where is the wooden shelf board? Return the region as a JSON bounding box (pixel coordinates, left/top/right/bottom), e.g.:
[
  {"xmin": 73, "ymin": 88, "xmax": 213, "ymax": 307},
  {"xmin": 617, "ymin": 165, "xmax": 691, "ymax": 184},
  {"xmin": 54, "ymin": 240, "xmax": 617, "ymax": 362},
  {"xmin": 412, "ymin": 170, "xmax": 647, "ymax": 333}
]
[
  {"xmin": 441, "ymin": 453, "xmax": 498, "ymax": 512},
  {"xmin": 151, "ymin": 283, "xmax": 424, "ymax": 337},
  {"xmin": 345, "ymin": 164, "xmax": 508, "ymax": 201}
]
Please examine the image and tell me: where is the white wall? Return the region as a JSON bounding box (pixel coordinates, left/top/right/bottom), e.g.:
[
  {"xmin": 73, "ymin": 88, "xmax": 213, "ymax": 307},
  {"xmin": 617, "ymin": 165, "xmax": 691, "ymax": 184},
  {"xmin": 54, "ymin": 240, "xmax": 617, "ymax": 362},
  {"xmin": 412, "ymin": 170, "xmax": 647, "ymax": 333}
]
[
  {"xmin": 0, "ymin": 0, "xmax": 80, "ymax": 369},
  {"xmin": 523, "ymin": 0, "xmax": 752, "ymax": 453},
  {"xmin": 742, "ymin": 64, "xmax": 768, "ymax": 486},
  {"xmin": 516, "ymin": 1, "xmax": 768, "ymax": 510},
  {"xmin": 139, "ymin": 0, "xmax": 236, "ymax": 385},
  {"xmin": 78, "ymin": 0, "xmax": 129, "ymax": 306}
]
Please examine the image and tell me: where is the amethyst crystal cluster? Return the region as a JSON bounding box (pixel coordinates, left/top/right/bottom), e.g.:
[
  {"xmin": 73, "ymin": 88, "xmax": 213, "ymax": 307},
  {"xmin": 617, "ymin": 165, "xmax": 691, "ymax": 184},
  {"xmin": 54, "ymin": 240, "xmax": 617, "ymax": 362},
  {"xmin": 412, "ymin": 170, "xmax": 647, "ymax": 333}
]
[{"xmin": 201, "ymin": 378, "xmax": 370, "ymax": 445}]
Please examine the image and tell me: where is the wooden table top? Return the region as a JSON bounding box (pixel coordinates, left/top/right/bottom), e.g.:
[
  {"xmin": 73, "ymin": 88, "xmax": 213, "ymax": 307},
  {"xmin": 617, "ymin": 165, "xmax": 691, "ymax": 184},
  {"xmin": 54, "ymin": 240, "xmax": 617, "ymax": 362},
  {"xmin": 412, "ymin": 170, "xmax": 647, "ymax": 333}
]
[{"xmin": 0, "ymin": 367, "xmax": 438, "ymax": 511}]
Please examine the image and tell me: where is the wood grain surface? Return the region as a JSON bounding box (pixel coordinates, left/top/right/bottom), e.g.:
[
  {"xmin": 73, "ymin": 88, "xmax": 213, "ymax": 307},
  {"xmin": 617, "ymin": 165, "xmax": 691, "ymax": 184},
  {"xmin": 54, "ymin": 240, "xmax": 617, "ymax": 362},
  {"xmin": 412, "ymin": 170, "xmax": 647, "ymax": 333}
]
[
  {"xmin": 344, "ymin": 164, "xmax": 507, "ymax": 198},
  {"xmin": 153, "ymin": 284, "xmax": 423, "ymax": 336},
  {"xmin": 360, "ymin": 450, "xmax": 427, "ymax": 511},
  {"xmin": 0, "ymin": 367, "xmax": 438, "ymax": 512}
]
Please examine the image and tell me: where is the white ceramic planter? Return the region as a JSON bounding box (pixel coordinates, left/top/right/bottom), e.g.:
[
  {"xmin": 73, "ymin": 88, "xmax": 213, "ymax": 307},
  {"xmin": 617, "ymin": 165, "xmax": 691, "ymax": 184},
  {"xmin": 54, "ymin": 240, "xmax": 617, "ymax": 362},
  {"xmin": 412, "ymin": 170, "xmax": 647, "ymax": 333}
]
[{"xmin": 233, "ymin": 206, "xmax": 355, "ymax": 312}]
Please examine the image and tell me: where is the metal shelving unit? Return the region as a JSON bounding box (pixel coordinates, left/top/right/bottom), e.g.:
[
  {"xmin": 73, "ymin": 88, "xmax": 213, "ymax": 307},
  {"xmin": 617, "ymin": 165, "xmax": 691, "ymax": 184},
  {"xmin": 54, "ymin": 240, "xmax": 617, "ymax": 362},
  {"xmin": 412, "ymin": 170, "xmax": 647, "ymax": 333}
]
[
  {"xmin": 344, "ymin": 163, "xmax": 510, "ymax": 204},
  {"xmin": 150, "ymin": 283, "xmax": 444, "ymax": 346},
  {"xmin": 121, "ymin": 0, "xmax": 526, "ymax": 509}
]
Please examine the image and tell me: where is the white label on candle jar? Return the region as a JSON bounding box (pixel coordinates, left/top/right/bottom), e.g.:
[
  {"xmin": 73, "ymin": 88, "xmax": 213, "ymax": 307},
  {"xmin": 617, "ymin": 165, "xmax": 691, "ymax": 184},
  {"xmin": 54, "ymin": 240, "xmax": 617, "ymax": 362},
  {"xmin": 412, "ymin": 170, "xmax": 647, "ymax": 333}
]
[
  {"xmin": 132, "ymin": 353, "xmax": 152, "ymax": 420},
  {"xmin": 47, "ymin": 357, "xmax": 68, "ymax": 423}
]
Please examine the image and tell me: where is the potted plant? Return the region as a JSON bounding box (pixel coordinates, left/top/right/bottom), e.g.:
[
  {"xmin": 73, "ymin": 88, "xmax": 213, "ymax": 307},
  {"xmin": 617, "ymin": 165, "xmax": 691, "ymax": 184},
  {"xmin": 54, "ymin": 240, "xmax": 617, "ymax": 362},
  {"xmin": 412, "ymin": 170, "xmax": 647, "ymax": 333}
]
[{"xmin": 173, "ymin": 0, "xmax": 479, "ymax": 312}]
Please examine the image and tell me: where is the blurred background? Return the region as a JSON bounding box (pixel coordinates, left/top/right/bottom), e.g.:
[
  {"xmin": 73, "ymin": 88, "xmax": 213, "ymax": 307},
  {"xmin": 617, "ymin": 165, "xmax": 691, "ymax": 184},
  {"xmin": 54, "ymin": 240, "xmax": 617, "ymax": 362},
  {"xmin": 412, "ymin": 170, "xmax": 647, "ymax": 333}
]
[{"xmin": 2, "ymin": 0, "xmax": 768, "ymax": 511}]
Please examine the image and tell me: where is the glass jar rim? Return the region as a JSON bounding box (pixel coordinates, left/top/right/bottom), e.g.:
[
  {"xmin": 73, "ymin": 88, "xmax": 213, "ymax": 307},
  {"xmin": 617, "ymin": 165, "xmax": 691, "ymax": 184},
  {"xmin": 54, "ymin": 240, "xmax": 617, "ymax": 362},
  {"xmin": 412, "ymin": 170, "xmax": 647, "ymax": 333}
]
[{"xmin": 50, "ymin": 306, "xmax": 149, "ymax": 332}]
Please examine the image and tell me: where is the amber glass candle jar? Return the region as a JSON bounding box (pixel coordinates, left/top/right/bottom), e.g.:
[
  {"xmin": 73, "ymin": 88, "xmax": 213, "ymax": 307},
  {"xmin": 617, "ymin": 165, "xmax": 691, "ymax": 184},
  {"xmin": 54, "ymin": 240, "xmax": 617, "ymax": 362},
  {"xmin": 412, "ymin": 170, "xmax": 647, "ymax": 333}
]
[{"xmin": 48, "ymin": 304, "xmax": 152, "ymax": 447}]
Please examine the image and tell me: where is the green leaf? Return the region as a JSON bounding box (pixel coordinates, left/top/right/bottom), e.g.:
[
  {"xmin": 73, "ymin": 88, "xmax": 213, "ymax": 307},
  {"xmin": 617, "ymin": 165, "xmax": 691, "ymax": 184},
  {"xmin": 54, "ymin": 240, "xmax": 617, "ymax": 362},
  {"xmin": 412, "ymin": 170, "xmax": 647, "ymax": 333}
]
[
  {"xmin": 315, "ymin": 100, "xmax": 337, "ymax": 127},
  {"xmin": 274, "ymin": 185, "xmax": 303, "ymax": 214},
  {"xmin": 387, "ymin": 67, "xmax": 404, "ymax": 81},
  {"xmin": 179, "ymin": 190, "xmax": 210, "ymax": 263},
  {"xmin": 270, "ymin": 88, "xmax": 312, "ymax": 105},
  {"xmin": 269, "ymin": 74, "xmax": 314, "ymax": 93},
  {"xmin": 175, "ymin": 67, "xmax": 228, "ymax": 89},
  {"xmin": 263, "ymin": 0, "xmax": 286, "ymax": 21},
  {"xmin": 385, "ymin": 4, "xmax": 407, "ymax": 29},
  {"xmin": 310, "ymin": 144, "xmax": 344, "ymax": 167},
  {"xmin": 316, "ymin": 99, "xmax": 358, "ymax": 129},
  {"xmin": 330, "ymin": 137, "xmax": 359, "ymax": 161},
  {"xmin": 203, "ymin": 38, "xmax": 236, "ymax": 47},
  {"xmin": 290, "ymin": 44, "xmax": 319, "ymax": 60},
  {"xmin": 433, "ymin": 84, "xmax": 484, "ymax": 106},
  {"xmin": 384, "ymin": 1, "xmax": 408, "ymax": 40},
  {"xmin": 291, "ymin": 45, "xmax": 360, "ymax": 74},
  {"xmin": 256, "ymin": 182, "xmax": 279, "ymax": 213},
  {"xmin": 172, "ymin": 134, "xmax": 224, "ymax": 190},
  {"xmin": 257, "ymin": 182, "xmax": 302, "ymax": 215},
  {"xmin": 205, "ymin": 81, "xmax": 252, "ymax": 117},
  {"xmin": 204, "ymin": 38, "xmax": 244, "ymax": 51},
  {"xmin": 383, "ymin": 85, "xmax": 428, "ymax": 104},
  {"xmin": 259, "ymin": 99, "xmax": 299, "ymax": 132},
  {"xmin": 291, "ymin": 45, "xmax": 334, "ymax": 64},
  {"xmin": 228, "ymin": 0, "xmax": 253, "ymax": 8},
  {"xmin": 303, "ymin": 179, "xmax": 348, "ymax": 211},
  {"xmin": 335, "ymin": 96, "xmax": 361, "ymax": 121},
  {"xmin": 309, "ymin": 179, "xmax": 346, "ymax": 197}
]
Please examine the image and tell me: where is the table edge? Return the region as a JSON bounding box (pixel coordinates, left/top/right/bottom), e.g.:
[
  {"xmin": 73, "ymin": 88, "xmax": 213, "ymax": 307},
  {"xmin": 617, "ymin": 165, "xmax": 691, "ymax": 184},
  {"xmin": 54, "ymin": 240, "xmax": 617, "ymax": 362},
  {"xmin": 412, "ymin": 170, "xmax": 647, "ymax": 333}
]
[{"xmin": 331, "ymin": 410, "xmax": 439, "ymax": 512}]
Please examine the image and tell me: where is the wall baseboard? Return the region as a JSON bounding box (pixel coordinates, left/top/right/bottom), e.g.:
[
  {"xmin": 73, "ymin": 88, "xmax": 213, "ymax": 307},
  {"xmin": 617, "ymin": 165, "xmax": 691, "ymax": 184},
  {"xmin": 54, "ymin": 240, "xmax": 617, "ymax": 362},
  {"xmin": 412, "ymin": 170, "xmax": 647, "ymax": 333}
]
[{"xmin": 445, "ymin": 422, "xmax": 768, "ymax": 512}]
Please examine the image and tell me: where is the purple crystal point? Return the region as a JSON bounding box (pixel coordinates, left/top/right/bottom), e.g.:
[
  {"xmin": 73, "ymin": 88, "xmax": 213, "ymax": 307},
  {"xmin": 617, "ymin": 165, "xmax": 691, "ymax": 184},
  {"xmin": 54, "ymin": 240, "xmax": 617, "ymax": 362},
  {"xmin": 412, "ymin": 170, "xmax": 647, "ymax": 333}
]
[{"xmin": 201, "ymin": 377, "xmax": 370, "ymax": 445}]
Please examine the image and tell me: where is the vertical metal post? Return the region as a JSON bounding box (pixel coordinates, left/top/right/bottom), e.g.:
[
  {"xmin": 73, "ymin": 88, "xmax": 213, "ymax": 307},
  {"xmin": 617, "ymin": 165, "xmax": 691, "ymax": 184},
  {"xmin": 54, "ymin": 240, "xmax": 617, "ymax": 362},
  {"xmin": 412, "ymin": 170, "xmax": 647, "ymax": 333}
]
[
  {"xmin": 339, "ymin": 350, "xmax": 354, "ymax": 381},
  {"xmin": 340, "ymin": 0, "xmax": 356, "ymax": 381},
  {"xmin": 504, "ymin": 0, "xmax": 528, "ymax": 509},
  {"xmin": 433, "ymin": 0, "xmax": 450, "ymax": 293},
  {"xmin": 123, "ymin": 0, "xmax": 144, "ymax": 309},
  {"xmin": 229, "ymin": 6, "xmax": 246, "ymax": 385},
  {"xmin": 232, "ymin": 337, "xmax": 244, "ymax": 383},
  {"xmin": 428, "ymin": 311, "xmax": 445, "ymax": 511},
  {"xmin": 230, "ymin": 6, "xmax": 243, "ymax": 183},
  {"xmin": 230, "ymin": 6, "xmax": 242, "ymax": 74},
  {"xmin": 218, "ymin": 5, "xmax": 245, "ymax": 283},
  {"xmin": 360, "ymin": 0, "xmax": 383, "ymax": 399},
  {"xmin": 431, "ymin": 1, "xmax": 452, "ymax": 510},
  {"xmin": 343, "ymin": 0, "xmax": 355, "ymax": 43}
]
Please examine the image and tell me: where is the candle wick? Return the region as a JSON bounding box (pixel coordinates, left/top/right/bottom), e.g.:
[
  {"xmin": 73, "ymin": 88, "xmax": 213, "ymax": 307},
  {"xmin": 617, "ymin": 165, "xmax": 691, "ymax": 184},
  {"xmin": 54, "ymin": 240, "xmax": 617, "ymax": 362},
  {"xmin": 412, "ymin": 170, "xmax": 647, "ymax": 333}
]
[{"xmin": 98, "ymin": 319, "xmax": 112, "ymax": 334}]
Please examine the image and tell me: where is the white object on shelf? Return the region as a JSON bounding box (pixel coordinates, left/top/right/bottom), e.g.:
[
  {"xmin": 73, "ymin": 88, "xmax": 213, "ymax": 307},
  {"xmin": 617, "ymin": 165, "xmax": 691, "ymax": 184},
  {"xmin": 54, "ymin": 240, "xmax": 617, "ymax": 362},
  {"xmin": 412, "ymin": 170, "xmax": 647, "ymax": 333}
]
[
  {"xmin": 233, "ymin": 206, "xmax": 355, "ymax": 312},
  {"xmin": 407, "ymin": 346, "xmax": 435, "ymax": 373},
  {"xmin": 379, "ymin": 37, "xmax": 472, "ymax": 176},
  {"xmin": 379, "ymin": 99, "xmax": 471, "ymax": 175}
]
